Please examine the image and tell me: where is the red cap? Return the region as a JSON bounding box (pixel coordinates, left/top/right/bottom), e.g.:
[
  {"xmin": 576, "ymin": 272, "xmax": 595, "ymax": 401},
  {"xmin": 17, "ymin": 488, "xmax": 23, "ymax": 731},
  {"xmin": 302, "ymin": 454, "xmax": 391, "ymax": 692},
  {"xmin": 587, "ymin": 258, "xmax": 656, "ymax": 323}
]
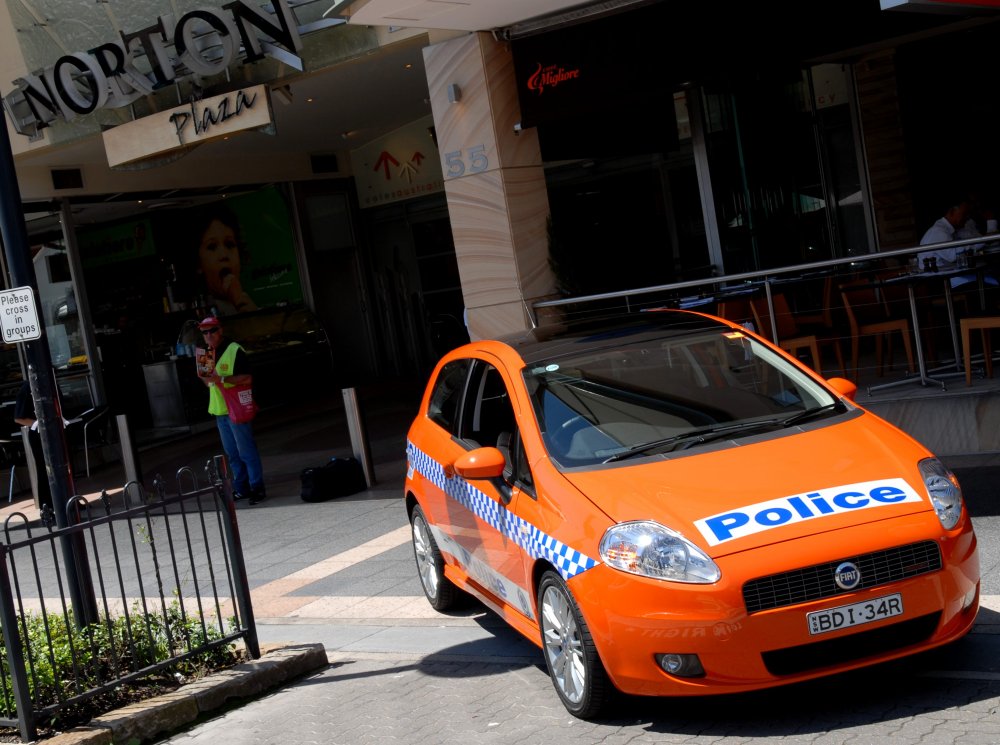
[{"xmin": 198, "ymin": 316, "xmax": 222, "ymax": 330}]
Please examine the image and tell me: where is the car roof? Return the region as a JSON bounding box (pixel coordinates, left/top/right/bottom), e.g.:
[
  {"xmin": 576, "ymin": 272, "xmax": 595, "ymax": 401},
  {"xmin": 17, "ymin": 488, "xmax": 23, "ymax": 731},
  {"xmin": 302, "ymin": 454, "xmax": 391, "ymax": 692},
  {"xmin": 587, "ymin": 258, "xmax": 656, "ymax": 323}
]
[{"xmin": 496, "ymin": 311, "xmax": 731, "ymax": 366}]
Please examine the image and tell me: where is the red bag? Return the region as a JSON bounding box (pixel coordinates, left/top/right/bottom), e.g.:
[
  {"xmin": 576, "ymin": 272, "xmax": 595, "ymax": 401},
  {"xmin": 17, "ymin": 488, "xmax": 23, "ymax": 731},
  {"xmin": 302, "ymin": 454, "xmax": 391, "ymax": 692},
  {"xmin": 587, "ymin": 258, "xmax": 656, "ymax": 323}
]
[{"xmin": 219, "ymin": 381, "xmax": 258, "ymax": 424}]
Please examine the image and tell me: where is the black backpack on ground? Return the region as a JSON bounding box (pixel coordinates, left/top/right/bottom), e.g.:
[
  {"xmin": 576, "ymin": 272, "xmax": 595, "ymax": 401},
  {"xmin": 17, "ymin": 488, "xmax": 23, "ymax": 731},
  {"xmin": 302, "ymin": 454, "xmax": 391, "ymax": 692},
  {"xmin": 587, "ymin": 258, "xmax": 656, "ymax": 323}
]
[{"xmin": 300, "ymin": 456, "xmax": 367, "ymax": 502}]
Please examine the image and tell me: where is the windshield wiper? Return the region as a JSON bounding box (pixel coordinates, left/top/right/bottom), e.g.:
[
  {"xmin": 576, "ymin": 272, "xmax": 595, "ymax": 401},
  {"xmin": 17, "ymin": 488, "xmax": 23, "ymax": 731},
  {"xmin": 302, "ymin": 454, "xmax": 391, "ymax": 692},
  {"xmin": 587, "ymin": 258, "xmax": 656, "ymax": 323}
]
[
  {"xmin": 603, "ymin": 419, "xmax": 784, "ymax": 463},
  {"xmin": 781, "ymin": 402, "xmax": 844, "ymax": 427}
]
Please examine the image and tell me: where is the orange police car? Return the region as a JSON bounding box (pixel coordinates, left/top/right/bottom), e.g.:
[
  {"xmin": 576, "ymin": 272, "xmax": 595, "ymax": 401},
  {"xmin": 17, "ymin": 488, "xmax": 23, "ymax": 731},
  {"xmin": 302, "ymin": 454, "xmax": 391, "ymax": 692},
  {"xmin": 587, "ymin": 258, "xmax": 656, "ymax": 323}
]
[{"xmin": 403, "ymin": 311, "xmax": 980, "ymax": 718}]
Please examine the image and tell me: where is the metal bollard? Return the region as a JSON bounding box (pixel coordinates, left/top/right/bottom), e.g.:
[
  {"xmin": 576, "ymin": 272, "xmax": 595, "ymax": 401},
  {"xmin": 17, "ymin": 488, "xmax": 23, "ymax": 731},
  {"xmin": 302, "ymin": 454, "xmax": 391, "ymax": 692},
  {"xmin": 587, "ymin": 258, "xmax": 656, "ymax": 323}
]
[
  {"xmin": 342, "ymin": 387, "xmax": 374, "ymax": 488},
  {"xmin": 115, "ymin": 414, "xmax": 142, "ymax": 485}
]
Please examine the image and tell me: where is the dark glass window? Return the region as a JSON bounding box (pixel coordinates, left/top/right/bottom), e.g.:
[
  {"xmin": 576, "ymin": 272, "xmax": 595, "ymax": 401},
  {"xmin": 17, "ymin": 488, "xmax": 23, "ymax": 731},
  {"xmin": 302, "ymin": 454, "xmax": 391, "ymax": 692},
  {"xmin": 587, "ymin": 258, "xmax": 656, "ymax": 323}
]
[
  {"xmin": 427, "ymin": 359, "xmax": 471, "ymax": 434},
  {"xmin": 460, "ymin": 362, "xmax": 515, "ymax": 449}
]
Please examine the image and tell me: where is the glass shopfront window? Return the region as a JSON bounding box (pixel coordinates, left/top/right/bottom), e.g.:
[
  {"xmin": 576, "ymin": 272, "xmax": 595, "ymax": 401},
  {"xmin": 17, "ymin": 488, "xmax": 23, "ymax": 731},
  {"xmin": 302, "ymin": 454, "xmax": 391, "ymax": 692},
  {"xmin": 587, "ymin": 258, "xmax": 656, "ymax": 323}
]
[
  {"xmin": 700, "ymin": 65, "xmax": 871, "ymax": 275},
  {"xmin": 34, "ymin": 241, "xmax": 92, "ymax": 414},
  {"xmin": 544, "ymin": 88, "xmax": 710, "ymax": 298},
  {"xmin": 0, "ymin": 230, "xmax": 94, "ymax": 415}
]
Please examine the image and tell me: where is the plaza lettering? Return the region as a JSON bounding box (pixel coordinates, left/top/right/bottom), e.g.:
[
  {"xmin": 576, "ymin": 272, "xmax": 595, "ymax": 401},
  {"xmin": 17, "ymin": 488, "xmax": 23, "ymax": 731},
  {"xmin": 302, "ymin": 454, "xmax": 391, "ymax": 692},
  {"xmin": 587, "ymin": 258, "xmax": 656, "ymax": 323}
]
[
  {"xmin": 526, "ymin": 63, "xmax": 581, "ymax": 95},
  {"xmin": 694, "ymin": 479, "xmax": 924, "ymax": 546},
  {"xmin": 170, "ymin": 88, "xmax": 258, "ymax": 143},
  {"xmin": 2, "ymin": 0, "xmax": 303, "ymax": 137}
]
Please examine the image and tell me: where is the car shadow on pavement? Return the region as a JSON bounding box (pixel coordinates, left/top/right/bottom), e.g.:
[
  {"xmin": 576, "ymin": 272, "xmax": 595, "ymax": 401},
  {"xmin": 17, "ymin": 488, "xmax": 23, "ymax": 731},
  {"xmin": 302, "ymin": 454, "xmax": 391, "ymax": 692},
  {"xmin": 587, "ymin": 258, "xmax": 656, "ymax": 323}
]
[{"xmin": 602, "ymin": 639, "xmax": 999, "ymax": 736}]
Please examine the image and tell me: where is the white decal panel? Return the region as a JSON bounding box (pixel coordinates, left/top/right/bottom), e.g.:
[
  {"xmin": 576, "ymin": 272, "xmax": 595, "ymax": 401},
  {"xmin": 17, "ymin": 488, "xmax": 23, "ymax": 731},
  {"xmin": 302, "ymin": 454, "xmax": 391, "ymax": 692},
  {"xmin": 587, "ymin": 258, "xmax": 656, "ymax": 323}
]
[{"xmin": 695, "ymin": 479, "xmax": 924, "ymax": 546}]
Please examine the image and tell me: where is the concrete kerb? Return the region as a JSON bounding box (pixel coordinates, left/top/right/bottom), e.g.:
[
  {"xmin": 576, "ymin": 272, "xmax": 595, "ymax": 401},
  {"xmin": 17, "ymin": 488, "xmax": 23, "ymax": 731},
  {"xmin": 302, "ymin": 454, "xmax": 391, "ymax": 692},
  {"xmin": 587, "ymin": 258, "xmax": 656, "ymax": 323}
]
[{"xmin": 43, "ymin": 642, "xmax": 328, "ymax": 745}]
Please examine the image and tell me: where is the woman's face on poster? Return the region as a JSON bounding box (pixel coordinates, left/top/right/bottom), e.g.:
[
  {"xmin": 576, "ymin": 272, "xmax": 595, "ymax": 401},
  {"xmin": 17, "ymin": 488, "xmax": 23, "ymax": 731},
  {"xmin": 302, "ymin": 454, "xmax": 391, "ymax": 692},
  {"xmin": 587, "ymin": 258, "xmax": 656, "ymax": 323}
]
[{"xmin": 198, "ymin": 219, "xmax": 241, "ymax": 297}]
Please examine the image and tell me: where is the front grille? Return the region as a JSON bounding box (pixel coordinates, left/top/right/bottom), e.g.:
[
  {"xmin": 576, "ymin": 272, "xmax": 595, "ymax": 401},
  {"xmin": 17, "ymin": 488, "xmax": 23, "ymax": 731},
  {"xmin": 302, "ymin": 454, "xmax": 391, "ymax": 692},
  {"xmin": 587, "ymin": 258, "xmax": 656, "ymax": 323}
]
[
  {"xmin": 743, "ymin": 541, "xmax": 942, "ymax": 614},
  {"xmin": 761, "ymin": 612, "xmax": 941, "ymax": 676}
]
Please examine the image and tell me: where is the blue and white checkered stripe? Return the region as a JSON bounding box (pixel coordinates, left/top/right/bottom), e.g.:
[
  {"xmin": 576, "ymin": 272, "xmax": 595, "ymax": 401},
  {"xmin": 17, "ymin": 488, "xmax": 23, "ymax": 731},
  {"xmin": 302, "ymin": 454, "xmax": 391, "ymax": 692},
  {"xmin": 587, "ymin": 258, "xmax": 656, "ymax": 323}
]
[{"xmin": 407, "ymin": 441, "xmax": 599, "ymax": 581}]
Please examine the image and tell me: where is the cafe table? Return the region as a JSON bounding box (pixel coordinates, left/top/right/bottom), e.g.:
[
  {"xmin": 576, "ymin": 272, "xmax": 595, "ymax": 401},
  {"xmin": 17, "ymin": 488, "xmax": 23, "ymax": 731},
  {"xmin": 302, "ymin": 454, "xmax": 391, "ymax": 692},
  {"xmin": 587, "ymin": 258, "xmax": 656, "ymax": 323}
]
[{"xmin": 872, "ymin": 267, "xmax": 972, "ymax": 393}]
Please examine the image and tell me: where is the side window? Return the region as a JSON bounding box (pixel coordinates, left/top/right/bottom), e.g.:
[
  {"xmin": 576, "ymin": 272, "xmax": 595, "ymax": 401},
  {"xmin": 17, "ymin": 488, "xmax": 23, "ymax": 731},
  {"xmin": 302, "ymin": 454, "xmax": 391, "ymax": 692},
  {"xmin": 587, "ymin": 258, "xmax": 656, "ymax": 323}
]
[
  {"xmin": 427, "ymin": 359, "xmax": 471, "ymax": 434},
  {"xmin": 461, "ymin": 362, "xmax": 516, "ymax": 449},
  {"xmin": 510, "ymin": 429, "xmax": 535, "ymax": 495}
]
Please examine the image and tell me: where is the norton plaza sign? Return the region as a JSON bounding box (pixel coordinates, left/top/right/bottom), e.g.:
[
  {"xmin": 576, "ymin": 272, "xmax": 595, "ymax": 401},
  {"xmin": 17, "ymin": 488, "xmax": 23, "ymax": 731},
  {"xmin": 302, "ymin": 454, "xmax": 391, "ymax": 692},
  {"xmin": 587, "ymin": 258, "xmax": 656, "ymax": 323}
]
[{"xmin": 1, "ymin": 0, "xmax": 337, "ymax": 139}]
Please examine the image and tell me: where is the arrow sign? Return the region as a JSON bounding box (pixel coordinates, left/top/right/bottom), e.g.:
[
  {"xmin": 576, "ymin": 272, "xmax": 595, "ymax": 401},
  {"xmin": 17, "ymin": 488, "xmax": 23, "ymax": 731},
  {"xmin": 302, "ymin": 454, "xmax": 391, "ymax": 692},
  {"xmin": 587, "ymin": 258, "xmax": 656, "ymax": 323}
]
[
  {"xmin": 374, "ymin": 151, "xmax": 400, "ymax": 180},
  {"xmin": 411, "ymin": 151, "xmax": 425, "ymax": 165},
  {"xmin": 399, "ymin": 161, "xmax": 418, "ymax": 183}
]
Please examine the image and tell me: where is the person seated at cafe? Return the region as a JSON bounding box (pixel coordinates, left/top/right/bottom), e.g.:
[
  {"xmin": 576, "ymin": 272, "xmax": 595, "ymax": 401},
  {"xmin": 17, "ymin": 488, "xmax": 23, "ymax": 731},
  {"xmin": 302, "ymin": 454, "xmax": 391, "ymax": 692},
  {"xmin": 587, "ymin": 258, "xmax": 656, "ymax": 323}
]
[
  {"xmin": 918, "ymin": 197, "xmax": 999, "ymax": 292},
  {"xmin": 919, "ymin": 197, "xmax": 973, "ymax": 268}
]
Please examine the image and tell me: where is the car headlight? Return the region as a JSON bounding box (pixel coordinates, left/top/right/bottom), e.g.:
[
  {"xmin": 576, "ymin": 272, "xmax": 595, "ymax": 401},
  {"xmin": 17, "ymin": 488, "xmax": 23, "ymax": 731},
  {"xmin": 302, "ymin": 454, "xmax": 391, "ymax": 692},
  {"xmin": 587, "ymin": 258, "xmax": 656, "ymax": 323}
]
[
  {"xmin": 599, "ymin": 521, "xmax": 721, "ymax": 583},
  {"xmin": 918, "ymin": 458, "xmax": 964, "ymax": 530}
]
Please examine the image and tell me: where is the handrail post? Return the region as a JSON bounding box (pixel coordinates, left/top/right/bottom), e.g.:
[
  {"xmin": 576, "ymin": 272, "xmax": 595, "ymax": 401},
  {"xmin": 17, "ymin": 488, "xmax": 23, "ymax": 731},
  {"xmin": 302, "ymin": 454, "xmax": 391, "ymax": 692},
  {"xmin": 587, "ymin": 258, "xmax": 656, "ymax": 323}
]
[
  {"xmin": 764, "ymin": 279, "xmax": 778, "ymax": 345},
  {"xmin": 116, "ymin": 414, "xmax": 142, "ymax": 485},
  {"xmin": 342, "ymin": 387, "xmax": 375, "ymax": 488}
]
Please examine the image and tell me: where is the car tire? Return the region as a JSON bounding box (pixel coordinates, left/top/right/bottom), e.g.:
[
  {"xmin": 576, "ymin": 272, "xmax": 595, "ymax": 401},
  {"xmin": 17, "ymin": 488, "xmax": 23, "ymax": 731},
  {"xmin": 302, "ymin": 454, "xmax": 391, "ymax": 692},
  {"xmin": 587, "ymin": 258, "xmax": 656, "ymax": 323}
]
[
  {"xmin": 410, "ymin": 505, "xmax": 459, "ymax": 611},
  {"xmin": 537, "ymin": 570, "xmax": 612, "ymax": 719}
]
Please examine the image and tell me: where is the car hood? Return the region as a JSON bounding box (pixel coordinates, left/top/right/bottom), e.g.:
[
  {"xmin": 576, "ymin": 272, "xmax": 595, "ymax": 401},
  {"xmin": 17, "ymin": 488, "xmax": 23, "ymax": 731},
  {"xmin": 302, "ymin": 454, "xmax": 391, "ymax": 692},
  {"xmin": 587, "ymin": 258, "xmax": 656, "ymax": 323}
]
[{"xmin": 559, "ymin": 414, "xmax": 936, "ymax": 559}]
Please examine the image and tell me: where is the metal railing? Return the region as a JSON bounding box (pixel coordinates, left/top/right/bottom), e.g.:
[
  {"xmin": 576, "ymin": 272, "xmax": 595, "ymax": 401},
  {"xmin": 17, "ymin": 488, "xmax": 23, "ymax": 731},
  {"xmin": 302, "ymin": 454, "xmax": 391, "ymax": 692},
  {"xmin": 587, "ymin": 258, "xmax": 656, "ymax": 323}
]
[
  {"xmin": 530, "ymin": 233, "xmax": 1000, "ymax": 394},
  {"xmin": 0, "ymin": 459, "xmax": 258, "ymax": 741},
  {"xmin": 532, "ymin": 233, "xmax": 1000, "ymax": 320}
]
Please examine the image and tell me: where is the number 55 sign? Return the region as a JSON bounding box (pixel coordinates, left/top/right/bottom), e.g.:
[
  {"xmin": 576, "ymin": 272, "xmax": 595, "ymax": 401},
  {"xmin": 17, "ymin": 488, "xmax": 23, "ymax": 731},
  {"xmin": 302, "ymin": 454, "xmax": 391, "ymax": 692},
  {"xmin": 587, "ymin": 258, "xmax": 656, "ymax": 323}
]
[
  {"xmin": 444, "ymin": 144, "xmax": 490, "ymax": 178},
  {"xmin": 0, "ymin": 286, "xmax": 42, "ymax": 342}
]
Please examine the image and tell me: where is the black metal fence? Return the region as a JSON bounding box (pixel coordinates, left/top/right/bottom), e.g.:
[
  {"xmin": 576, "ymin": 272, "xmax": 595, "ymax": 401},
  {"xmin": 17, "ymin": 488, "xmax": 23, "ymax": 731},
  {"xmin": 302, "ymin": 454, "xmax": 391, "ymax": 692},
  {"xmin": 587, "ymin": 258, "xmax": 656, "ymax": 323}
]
[{"xmin": 0, "ymin": 460, "xmax": 258, "ymax": 741}]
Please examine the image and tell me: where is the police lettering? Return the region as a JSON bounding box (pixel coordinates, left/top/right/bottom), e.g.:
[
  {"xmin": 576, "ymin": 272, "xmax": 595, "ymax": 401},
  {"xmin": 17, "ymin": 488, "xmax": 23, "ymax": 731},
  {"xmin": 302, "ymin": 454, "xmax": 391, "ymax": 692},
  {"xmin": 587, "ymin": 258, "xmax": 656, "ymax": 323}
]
[{"xmin": 695, "ymin": 479, "xmax": 924, "ymax": 546}]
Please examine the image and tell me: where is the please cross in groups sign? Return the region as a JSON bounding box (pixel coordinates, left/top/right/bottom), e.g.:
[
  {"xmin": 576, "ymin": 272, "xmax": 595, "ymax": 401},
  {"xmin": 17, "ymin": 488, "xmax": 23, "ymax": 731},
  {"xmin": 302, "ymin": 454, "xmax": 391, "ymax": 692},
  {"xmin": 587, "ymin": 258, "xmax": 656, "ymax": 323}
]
[{"xmin": 0, "ymin": 286, "xmax": 41, "ymax": 342}]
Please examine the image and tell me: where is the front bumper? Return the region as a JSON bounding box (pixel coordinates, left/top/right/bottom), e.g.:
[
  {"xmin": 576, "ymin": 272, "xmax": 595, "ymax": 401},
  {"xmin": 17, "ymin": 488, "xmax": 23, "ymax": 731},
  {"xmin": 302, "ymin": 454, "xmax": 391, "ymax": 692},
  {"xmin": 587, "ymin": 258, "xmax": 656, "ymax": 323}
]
[{"xmin": 569, "ymin": 512, "xmax": 979, "ymax": 696}]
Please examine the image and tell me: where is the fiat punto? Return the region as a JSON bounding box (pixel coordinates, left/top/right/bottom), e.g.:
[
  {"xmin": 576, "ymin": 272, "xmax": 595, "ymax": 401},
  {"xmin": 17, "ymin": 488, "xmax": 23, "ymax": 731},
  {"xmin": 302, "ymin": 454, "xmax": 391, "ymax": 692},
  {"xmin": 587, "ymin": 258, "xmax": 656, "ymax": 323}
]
[{"xmin": 403, "ymin": 311, "xmax": 979, "ymax": 718}]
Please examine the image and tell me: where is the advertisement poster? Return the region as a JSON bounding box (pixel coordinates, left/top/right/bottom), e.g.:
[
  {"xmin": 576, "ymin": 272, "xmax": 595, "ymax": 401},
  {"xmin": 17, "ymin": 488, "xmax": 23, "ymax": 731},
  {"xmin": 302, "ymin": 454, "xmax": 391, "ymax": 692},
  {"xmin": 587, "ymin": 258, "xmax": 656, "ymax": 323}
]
[
  {"xmin": 77, "ymin": 186, "xmax": 302, "ymax": 326},
  {"xmin": 144, "ymin": 186, "xmax": 301, "ymax": 315}
]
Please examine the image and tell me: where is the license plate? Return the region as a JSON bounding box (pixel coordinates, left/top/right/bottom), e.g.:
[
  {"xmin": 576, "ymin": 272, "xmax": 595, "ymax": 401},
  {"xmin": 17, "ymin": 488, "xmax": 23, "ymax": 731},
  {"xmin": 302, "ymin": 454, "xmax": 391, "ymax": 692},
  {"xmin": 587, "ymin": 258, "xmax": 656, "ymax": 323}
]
[{"xmin": 807, "ymin": 593, "xmax": 903, "ymax": 636}]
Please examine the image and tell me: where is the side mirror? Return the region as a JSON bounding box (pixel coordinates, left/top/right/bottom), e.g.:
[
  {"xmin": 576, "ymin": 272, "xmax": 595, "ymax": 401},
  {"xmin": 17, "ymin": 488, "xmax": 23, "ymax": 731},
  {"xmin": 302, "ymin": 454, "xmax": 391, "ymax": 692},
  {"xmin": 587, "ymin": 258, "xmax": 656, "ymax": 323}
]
[
  {"xmin": 453, "ymin": 447, "xmax": 506, "ymax": 480},
  {"xmin": 826, "ymin": 377, "xmax": 857, "ymax": 402}
]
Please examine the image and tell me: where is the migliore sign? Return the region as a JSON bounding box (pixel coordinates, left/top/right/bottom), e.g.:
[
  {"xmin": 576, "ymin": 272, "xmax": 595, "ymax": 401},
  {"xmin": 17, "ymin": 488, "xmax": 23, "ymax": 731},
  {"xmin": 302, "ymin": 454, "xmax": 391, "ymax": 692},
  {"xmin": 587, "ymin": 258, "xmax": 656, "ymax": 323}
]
[{"xmin": 2, "ymin": 0, "xmax": 320, "ymax": 138}]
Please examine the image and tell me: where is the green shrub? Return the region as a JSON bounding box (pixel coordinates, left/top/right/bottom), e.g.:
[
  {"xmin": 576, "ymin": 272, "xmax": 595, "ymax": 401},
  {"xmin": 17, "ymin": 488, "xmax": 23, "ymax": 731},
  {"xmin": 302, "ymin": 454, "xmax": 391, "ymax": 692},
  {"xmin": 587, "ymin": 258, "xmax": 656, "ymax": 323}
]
[{"xmin": 0, "ymin": 601, "xmax": 239, "ymax": 721}]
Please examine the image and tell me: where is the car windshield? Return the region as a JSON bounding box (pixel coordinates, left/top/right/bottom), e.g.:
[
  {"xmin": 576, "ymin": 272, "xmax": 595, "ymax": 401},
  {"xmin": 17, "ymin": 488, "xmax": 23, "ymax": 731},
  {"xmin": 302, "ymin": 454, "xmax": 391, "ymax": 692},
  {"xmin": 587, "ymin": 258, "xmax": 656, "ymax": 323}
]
[{"xmin": 522, "ymin": 326, "xmax": 841, "ymax": 468}]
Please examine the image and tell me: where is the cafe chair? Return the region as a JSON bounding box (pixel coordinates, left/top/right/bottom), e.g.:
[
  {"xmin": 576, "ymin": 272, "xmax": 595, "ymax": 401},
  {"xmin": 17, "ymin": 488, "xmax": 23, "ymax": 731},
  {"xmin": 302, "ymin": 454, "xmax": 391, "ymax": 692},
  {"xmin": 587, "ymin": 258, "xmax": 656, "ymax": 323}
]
[
  {"xmin": 749, "ymin": 294, "xmax": 845, "ymax": 374},
  {"xmin": 66, "ymin": 405, "xmax": 112, "ymax": 478},
  {"xmin": 792, "ymin": 276, "xmax": 837, "ymax": 331},
  {"xmin": 839, "ymin": 282, "xmax": 915, "ymax": 379},
  {"xmin": 960, "ymin": 316, "xmax": 1000, "ymax": 385},
  {"xmin": 0, "ymin": 402, "xmax": 25, "ymax": 503}
]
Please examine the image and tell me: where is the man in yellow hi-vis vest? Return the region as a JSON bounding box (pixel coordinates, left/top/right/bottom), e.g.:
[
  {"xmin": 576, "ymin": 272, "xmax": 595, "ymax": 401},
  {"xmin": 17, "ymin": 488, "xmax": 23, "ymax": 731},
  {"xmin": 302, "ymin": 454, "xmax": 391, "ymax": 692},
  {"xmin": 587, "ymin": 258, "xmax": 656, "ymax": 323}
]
[{"xmin": 196, "ymin": 315, "xmax": 266, "ymax": 503}]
